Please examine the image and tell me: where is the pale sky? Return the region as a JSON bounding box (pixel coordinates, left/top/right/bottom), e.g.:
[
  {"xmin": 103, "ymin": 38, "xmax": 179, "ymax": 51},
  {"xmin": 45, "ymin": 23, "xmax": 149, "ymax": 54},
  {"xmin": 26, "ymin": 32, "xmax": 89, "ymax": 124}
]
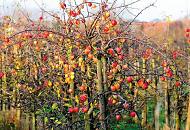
[{"xmin": 0, "ymin": 0, "xmax": 189, "ymax": 21}]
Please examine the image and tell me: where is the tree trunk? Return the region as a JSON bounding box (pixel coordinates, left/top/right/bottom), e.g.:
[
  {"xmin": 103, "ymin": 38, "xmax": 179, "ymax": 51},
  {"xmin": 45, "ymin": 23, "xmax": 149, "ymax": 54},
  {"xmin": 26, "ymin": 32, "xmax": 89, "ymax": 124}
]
[
  {"xmin": 165, "ymin": 81, "xmax": 170, "ymax": 127},
  {"xmin": 134, "ymin": 59, "xmax": 139, "ymax": 124},
  {"xmin": 151, "ymin": 59, "xmax": 160, "ymax": 130},
  {"xmin": 25, "ymin": 113, "xmax": 30, "ymax": 130},
  {"xmin": 141, "ymin": 59, "xmax": 147, "ymax": 127},
  {"xmin": 173, "ymin": 68, "xmax": 180, "ymax": 130},
  {"xmin": 85, "ymin": 65, "xmax": 93, "ymax": 130},
  {"xmin": 186, "ymin": 95, "xmax": 190, "ymax": 130},
  {"xmin": 186, "ymin": 57, "xmax": 190, "ymax": 130},
  {"xmin": 2, "ymin": 52, "xmax": 6, "ymax": 112},
  {"xmin": 176, "ymin": 110, "xmax": 180, "ymax": 130},
  {"xmin": 102, "ymin": 57, "xmax": 108, "ymax": 92},
  {"xmin": 32, "ymin": 113, "xmax": 37, "ymax": 130},
  {"xmin": 102, "ymin": 57, "xmax": 108, "ymax": 126},
  {"xmin": 97, "ymin": 57, "xmax": 107, "ymax": 130}
]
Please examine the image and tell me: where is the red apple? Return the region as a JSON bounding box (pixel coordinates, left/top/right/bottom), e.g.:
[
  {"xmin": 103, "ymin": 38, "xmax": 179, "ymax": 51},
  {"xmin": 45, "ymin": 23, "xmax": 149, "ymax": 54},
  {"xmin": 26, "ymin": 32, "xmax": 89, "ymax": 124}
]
[
  {"xmin": 175, "ymin": 81, "xmax": 181, "ymax": 87},
  {"xmin": 111, "ymin": 20, "xmax": 117, "ymax": 26},
  {"xmin": 123, "ymin": 103, "xmax": 129, "ymax": 109},
  {"xmin": 115, "ymin": 84, "xmax": 120, "ymax": 90},
  {"xmin": 108, "ymin": 98, "xmax": 113, "ymax": 105},
  {"xmin": 31, "ymin": 22, "xmax": 35, "ymax": 26},
  {"xmin": 70, "ymin": 10, "xmax": 77, "ymax": 17},
  {"xmin": 84, "ymin": 46, "xmax": 91, "ymax": 55},
  {"xmin": 103, "ymin": 27, "xmax": 109, "ymax": 33},
  {"xmin": 42, "ymin": 55, "xmax": 48, "ymax": 62},
  {"xmin": 76, "ymin": 9, "xmax": 81, "ymax": 15},
  {"xmin": 116, "ymin": 47, "xmax": 122, "ymax": 53},
  {"xmin": 160, "ymin": 76, "xmax": 166, "ymax": 81},
  {"xmin": 118, "ymin": 55, "xmax": 124, "ymax": 60},
  {"xmin": 186, "ymin": 33, "xmax": 189, "ymax": 38},
  {"xmin": 41, "ymin": 67, "xmax": 47, "ymax": 73},
  {"xmin": 87, "ymin": 2, "xmax": 92, "ymax": 7},
  {"xmin": 43, "ymin": 80, "xmax": 48, "ymax": 87},
  {"xmin": 137, "ymin": 79, "xmax": 144, "ymax": 87},
  {"xmin": 162, "ymin": 61, "xmax": 167, "ymax": 67},
  {"xmin": 68, "ymin": 88, "xmax": 73, "ymax": 94},
  {"xmin": 164, "ymin": 67, "xmax": 171, "ymax": 73},
  {"xmin": 186, "ymin": 28, "xmax": 190, "ymax": 32},
  {"xmin": 60, "ymin": 2, "xmax": 66, "ymax": 9},
  {"xmin": 84, "ymin": 48, "xmax": 91, "ymax": 55},
  {"xmin": 68, "ymin": 107, "xmax": 74, "ymax": 113},
  {"xmin": 108, "ymin": 48, "xmax": 114, "ymax": 55},
  {"xmin": 167, "ymin": 71, "xmax": 173, "ymax": 78},
  {"xmin": 81, "ymin": 107, "xmax": 88, "ymax": 113},
  {"xmin": 73, "ymin": 107, "xmax": 79, "ymax": 113},
  {"xmin": 88, "ymin": 53, "xmax": 93, "ymax": 59},
  {"xmin": 126, "ymin": 76, "xmax": 133, "ymax": 83},
  {"xmin": 112, "ymin": 62, "xmax": 118, "ymax": 68},
  {"xmin": 111, "ymin": 85, "xmax": 116, "ymax": 92},
  {"xmin": 79, "ymin": 85, "xmax": 86, "ymax": 91},
  {"xmin": 123, "ymin": 64, "xmax": 128, "ymax": 69},
  {"xmin": 75, "ymin": 19, "xmax": 80, "ymax": 25},
  {"xmin": 0, "ymin": 72, "xmax": 4, "ymax": 78},
  {"xmin": 80, "ymin": 94, "xmax": 87, "ymax": 102},
  {"xmin": 39, "ymin": 16, "xmax": 43, "ymax": 21},
  {"xmin": 86, "ymin": 46, "xmax": 92, "ymax": 50},
  {"xmin": 43, "ymin": 31, "xmax": 49, "ymax": 38},
  {"xmin": 116, "ymin": 114, "xmax": 121, "ymax": 121},
  {"xmin": 146, "ymin": 78, "xmax": 151, "ymax": 83},
  {"xmin": 130, "ymin": 111, "xmax": 136, "ymax": 117},
  {"xmin": 4, "ymin": 38, "xmax": 9, "ymax": 43},
  {"xmin": 142, "ymin": 82, "xmax": 148, "ymax": 90}
]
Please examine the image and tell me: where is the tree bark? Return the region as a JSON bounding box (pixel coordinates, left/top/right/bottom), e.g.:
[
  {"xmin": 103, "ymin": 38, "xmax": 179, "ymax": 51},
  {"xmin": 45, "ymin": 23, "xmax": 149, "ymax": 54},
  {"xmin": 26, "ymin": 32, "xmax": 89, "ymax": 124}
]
[
  {"xmin": 152, "ymin": 59, "xmax": 160, "ymax": 130},
  {"xmin": 85, "ymin": 65, "xmax": 93, "ymax": 130},
  {"xmin": 97, "ymin": 57, "xmax": 107, "ymax": 130},
  {"xmin": 165, "ymin": 81, "xmax": 170, "ymax": 127},
  {"xmin": 186, "ymin": 95, "xmax": 190, "ymax": 130},
  {"xmin": 186, "ymin": 57, "xmax": 190, "ymax": 130},
  {"xmin": 141, "ymin": 59, "xmax": 147, "ymax": 127}
]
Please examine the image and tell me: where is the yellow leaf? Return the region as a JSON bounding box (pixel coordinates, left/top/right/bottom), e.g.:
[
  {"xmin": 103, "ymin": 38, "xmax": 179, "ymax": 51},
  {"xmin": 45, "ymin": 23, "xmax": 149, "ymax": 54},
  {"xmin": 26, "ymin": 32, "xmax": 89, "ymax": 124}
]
[
  {"xmin": 75, "ymin": 95, "xmax": 79, "ymax": 105},
  {"xmin": 52, "ymin": 103, "xmax": 58, "ymax": 110},
  {"xmin": 44, "ymin": 117, "xmax": 48, "ymax": 123},
  {"xmin": 48, "ymin": 81, "xmax": 52, "ymax": 87},
  {"xmin": 63, "ymin": 103, "xmax": 72, "ymax": 107}
]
